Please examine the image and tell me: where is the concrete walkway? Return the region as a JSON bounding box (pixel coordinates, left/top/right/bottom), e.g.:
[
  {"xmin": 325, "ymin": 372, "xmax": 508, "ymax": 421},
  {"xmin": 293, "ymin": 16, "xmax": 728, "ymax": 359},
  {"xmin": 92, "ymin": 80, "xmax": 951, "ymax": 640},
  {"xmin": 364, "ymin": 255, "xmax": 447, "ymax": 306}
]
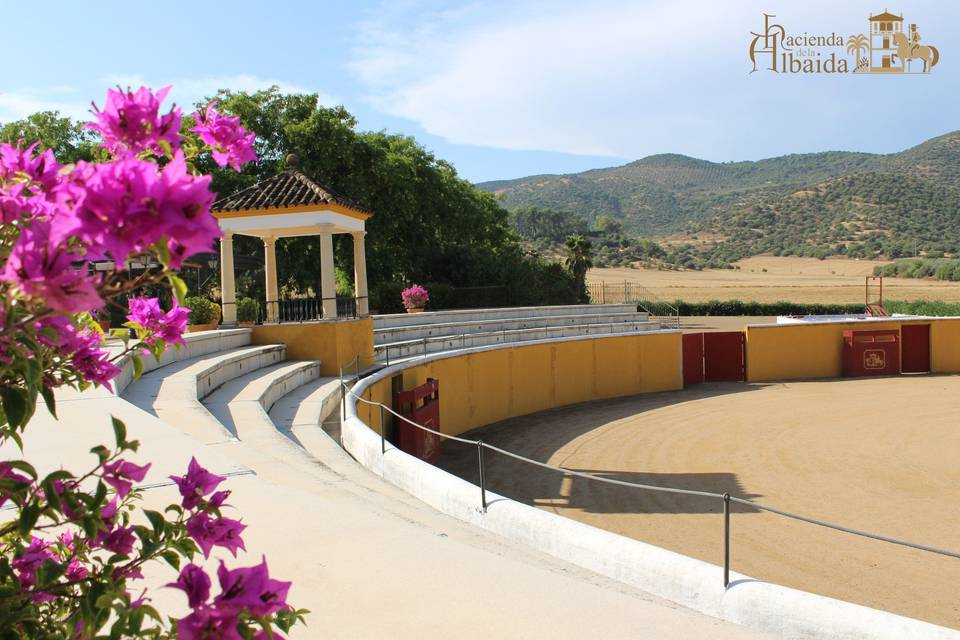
[{"xmin": 8, "ymin": 377, "xmax": 771, "ymax": 638}]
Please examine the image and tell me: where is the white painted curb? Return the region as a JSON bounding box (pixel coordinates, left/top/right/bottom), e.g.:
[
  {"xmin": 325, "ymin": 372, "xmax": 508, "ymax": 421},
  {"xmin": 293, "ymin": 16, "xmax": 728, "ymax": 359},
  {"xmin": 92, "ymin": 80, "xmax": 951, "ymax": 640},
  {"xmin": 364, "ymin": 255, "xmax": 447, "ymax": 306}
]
[{"xmin": 342, "ymin": 337, "xmax": 959, "ymax": 640}]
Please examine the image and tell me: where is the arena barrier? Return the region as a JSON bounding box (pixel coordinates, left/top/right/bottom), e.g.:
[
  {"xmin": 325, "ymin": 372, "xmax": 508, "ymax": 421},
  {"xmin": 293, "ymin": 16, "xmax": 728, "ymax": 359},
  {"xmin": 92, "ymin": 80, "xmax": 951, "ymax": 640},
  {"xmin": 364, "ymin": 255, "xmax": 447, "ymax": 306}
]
[{"xmin": 340, "ymin": 333, "xmax": 960, "ymax": 640}]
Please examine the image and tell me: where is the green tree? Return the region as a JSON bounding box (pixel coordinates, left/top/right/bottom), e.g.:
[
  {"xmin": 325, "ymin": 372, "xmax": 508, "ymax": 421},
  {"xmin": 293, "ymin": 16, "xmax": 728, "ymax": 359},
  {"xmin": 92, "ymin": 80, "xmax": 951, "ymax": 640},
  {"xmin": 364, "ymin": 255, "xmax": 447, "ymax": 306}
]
[
  {"xmin": 564, "ymin": 235, "xmax": 593, "ymax": 302},
  {"xmin": 0, "ymin": 111, "xmax": 101, "ymax": 163}
]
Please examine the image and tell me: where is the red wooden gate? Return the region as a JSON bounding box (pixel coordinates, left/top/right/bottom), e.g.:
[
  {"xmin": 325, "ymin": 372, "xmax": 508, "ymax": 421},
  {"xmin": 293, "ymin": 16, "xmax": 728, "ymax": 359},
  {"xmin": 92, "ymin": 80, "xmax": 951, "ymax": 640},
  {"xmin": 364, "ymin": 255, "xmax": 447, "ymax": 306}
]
[
  {"xmin": 683, "ymin": 332, "xmax": 745, "ymax": 384},
  {"xmin": 703, "ymin": 332, "xmax": 746, "ymax": 382},
  {"xmin": 901, "ymin": 324, "xmax": 931, "ymax": 374},
  {"xmin": 394, "ymin": 378, "xmax": 441, "ymax": 463},
  {"xmin": 682, "ymin": 333, "xmax": 705, "ymax": 386}
]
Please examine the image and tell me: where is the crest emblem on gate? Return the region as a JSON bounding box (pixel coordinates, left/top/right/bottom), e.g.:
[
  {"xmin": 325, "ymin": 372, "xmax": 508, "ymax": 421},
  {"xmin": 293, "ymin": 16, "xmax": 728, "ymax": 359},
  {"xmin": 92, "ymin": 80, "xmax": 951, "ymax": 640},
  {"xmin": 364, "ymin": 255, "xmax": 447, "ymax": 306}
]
[{"xmin": 864, "ymin": 349, "xmax": 886, "ymax": 369}]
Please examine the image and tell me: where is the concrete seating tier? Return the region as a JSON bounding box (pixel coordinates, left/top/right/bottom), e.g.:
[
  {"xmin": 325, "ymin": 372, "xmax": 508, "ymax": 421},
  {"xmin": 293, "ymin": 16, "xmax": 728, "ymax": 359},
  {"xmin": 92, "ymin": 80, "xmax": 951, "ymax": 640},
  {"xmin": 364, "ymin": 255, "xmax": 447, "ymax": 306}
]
[
  {"xmin": 123, "ymin": 343, "xmax": 288, "ymax": 444},
  {"xmin": 373, "ymin": 303, "xmax": 638, "ymax": 330},
  {"xmin": 375, "ymin": 310, "xmax": 651, "ymax": 343},
  {"xmin": 376, "ymin": 320, "xmax": 659, "ymax": 362},
  {"xmin": 203, "ymin": 361, "xmax": 323, "ymax": 454}
]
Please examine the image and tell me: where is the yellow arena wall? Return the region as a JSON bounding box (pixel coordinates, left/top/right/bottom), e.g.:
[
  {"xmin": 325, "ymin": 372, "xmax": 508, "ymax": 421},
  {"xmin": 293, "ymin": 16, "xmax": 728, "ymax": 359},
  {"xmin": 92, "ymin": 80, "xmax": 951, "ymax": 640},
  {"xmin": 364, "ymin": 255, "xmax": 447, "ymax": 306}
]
[
  {"xmin": 745, "ymin": 318, "xmax": 960, "ymax": 382},
  {"xmin": 251, "ymin": 318, "xmax": 374, "ymax": 376},
  {"xmin": 358, "ymin": 332, "xmax": 683, "ymax": 437}
]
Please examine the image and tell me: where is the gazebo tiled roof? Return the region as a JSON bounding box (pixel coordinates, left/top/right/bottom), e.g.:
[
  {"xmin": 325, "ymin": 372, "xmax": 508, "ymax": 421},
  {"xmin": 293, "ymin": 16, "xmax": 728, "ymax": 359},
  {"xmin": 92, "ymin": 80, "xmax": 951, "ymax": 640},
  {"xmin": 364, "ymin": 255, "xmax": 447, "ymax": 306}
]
[{"xmin": 212, "ymin": 169, "xmax": 372, "ymax": 217}]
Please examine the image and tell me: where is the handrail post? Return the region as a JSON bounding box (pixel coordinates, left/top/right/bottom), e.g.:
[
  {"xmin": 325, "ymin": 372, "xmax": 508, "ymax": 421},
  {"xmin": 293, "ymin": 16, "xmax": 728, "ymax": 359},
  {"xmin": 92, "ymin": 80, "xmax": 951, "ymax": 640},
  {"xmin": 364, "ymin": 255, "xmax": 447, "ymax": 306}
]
[
  {"xmin": 723, "ymin": 492, "xmax": 731, "ymax": 588},
  {"xmin": 339, "ymin": 367, "xmax": 346, "ymax": 421},
  {"xmin": 477, "ymin": 439, "xmax": 487, "ymax": 513},
  {"xmin": 379, "ymin": 404, "xmax": 386, "ymax": 454}
]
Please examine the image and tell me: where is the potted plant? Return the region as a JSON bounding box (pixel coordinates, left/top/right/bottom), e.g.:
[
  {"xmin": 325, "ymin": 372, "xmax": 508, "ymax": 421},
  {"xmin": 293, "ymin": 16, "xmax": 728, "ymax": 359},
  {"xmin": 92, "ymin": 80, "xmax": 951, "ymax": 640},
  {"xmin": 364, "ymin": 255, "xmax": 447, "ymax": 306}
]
[
  {"xmin": 237, "ymin": 297, "xmax": 259, "ymax": 326},
  {"xmin": 185, "ymin": 295, "xmax": 220, "ymax": 332},
  {"xmin": 401, "ymin": 284, "xmax": 429, "ymax": 313}
]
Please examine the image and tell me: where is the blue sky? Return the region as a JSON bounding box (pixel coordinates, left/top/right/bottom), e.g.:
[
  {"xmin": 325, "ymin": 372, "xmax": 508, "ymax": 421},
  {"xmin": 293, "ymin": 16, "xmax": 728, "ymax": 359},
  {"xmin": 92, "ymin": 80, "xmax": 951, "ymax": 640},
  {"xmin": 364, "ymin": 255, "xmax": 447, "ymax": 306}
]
[{"xmin": 2, "ymin": 0, "xmax": 957, "ymax": 182}]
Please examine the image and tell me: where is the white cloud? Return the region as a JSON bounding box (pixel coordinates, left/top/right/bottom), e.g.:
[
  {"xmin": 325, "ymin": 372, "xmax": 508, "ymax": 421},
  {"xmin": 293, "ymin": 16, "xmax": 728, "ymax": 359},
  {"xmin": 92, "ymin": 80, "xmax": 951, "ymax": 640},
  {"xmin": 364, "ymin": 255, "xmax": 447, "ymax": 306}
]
[
  {"xmin": 99, "ymin": 73, "xmax": 336, "ymax": 110},
  {"xmin": 348, "ymin": 0, "xmax": 958, "ymax": 162},
  {"xmin": 0, "ymin": 74, "xmax": 335, "ymax": 125},
  {"xmin": 0, "ymin": 87, "xmax": 89, "ymax": 123}
]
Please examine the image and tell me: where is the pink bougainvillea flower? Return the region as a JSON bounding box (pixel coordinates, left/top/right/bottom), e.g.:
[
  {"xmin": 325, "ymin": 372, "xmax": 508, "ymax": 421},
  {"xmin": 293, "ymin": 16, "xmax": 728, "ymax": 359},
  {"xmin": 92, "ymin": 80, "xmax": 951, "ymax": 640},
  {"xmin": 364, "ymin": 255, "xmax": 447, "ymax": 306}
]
[
  {"xmin": 126, "ymin": 297, "xmax": 191, "ymax": 347},
  {"xmin": 167, "ymin": 563, "xmax": 211, "ymax": 609},
  {"xmin": 0, "ymin": 219, "xmax": 102, "ymax": 314},
  {"xmin": 177, "ymin": 607, "xmax": 242, "ymax": 640},
  {"xmin": 96, "ymin": 524, "xmax": 136, "ymax": 555},
  {"xmin": 186, "ymin": 512, "xmax": 246, "ymax": 558},
  {"xmin": 170, "ymin": 457, "xmax": 225, "ymax": 509},
  {"xmin": 101, "ymin": 459, "xmax": 151, "ymax": 497},
  {"xmin": 0, "ymin": 463, "xmax": 33, "ymax": 508},
  {"xmin": 100, "ymin": 495, "xmax": 120, "ymax": 523},
  {"xmin": 214, "ymin": 557, "xmax": 291, "ymax": 617},
  {"xmin": 208, "ymin": 489, "xmax": 231, "ymax": 508},
  {"xmin": 87, "ymin": 86, "xmax": 181, "ymax": 156},
  {"xmin": 191, "ymin": 102, "xmax": 257, "ymax": 171},
  {"xmin": 153, "ymin": 150, "xmax": 220, "ymax": 268},
  {"xmin": 69, "ymin": 329, "xmax": 122, "ymax": 390},
  {"xmin": 65, "ymin": 557, "xmax": 89, "ymax": 582},
  {"xmin": 0, "ymin": 141, "xmax": 60, "ymax": 194},
  {"xmin": 12, "ymin": 537, "xmax": 56, "ymax": 589},
  {"xmin": 62, "ymin": 151, "xmax": 218, "ymax": 268}
]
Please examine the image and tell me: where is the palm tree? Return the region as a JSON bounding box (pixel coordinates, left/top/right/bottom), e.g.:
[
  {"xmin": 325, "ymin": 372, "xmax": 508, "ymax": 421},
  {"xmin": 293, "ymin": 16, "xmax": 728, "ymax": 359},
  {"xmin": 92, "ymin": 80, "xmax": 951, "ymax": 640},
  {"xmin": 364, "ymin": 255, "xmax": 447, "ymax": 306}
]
[
  {"xmin": 564, "ymin": 235, "xmax": 593, "ymax": 302},
  {"xmin": 847, "ymin": 34, "xmax": 868, "ymax": 71}
]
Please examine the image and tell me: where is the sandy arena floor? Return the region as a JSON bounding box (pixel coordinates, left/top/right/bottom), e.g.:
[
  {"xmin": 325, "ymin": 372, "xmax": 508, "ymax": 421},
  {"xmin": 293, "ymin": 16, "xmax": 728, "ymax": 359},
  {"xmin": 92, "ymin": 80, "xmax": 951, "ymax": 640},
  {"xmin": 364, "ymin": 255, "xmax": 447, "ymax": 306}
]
[{"xmin": 438, "ymin": 376, "xmax": 960, "ymax": 629}]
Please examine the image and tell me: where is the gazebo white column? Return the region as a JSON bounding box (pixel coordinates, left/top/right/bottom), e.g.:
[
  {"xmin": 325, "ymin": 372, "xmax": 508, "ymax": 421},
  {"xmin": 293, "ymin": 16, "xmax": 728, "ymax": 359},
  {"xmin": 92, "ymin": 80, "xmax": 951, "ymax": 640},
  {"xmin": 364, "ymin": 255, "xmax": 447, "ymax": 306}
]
[
  {"xmin": 319, "ymin": 230, "xmax": 337, "ymax": 319},
  {"xmin": 264, "ymin": 237, "xmax": 279, "ymax": 323},
  {"xmin": 352, "ymin": 231, "xmax": 369, "ymax": 317},
  {"xmin": 220, "ymin": 232, "xmax": 237, "ymax": 326}
]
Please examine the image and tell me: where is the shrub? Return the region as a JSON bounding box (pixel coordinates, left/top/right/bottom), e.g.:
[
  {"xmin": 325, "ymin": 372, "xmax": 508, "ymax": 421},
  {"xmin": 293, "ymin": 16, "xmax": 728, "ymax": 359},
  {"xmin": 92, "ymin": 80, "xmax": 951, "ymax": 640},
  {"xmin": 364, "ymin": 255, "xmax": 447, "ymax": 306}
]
[
  {"xmin": 185, "ymin": 295, "xmax": 219, "ymax": 324},
  {"xmin": 236, "ymin": 296, "xmax": 259, "ymax": 323}
]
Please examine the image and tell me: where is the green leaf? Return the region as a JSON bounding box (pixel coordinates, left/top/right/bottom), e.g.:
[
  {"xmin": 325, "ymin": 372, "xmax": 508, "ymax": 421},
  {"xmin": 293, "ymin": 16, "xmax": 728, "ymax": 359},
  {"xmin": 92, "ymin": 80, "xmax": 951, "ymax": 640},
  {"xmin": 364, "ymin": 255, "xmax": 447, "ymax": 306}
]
[
  {"xmin": 160, "ymin": 550, "xmax": 181, "ymax": 570},
  {"xmin": 42, "ymin": 478, "xmax": 62, "ymax": 512},
  {"xmin": 35, "ymin": 558, "xmax": 66, "ymax": 588},
  {"xmin": 2, "ymin": 460, "xmax": 37, "ymax": 479},
  {"xmin": 90, "ymin": 445, "xmax": 110, "ymax": 464},
  {"xmin": 18, "ymin": 503, "xmax": 39, "ymax": 537},
  {"xmin": 110, "ymin": 416, "xmax": 127, "ymax": 448},
  {"xmin": 169, "ymin": 274, "xmax": 188, "ymax": 305},
  {"xmin": 24, "ymin": 359, "xmax": 41, "ymax": 386},
  {"xmin": 0, "ymin": 387, "xmax": 27, "ymax": 429},
  {"xmin": 39, "ymin": 384, "xmax": 56, "ymax": 419},
  {"xmin": 132, "ymin": 355, "xmax": 144, "ymax": 381},
  {"xmin": 144, "ymin": 510, "xmax": 165, "ymax": 536}
]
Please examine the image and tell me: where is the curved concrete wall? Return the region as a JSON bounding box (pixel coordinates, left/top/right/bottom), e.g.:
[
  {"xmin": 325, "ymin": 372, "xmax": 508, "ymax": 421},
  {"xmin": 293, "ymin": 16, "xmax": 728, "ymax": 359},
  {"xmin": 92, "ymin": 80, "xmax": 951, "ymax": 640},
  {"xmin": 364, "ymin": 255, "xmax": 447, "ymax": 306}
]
[{"xmin": 342, "ymin": 333, "xmax": 959, "ymax": 640}]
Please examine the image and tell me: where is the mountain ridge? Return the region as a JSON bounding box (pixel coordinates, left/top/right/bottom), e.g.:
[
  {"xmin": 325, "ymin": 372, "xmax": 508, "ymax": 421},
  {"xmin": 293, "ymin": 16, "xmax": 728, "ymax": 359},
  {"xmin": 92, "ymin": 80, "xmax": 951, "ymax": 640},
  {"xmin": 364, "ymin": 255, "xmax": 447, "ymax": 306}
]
[{"xmin": 477, "ymin": 131, "xmax": 960, "ymax": 264}]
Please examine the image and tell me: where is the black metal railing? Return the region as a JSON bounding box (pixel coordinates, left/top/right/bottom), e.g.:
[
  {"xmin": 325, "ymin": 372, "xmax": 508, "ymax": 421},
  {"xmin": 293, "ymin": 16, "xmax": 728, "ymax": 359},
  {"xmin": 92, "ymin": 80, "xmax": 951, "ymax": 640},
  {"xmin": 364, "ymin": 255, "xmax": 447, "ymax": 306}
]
[{"xmin": 258, "ymin": 297, "xmax": 360, "ymax": 323}]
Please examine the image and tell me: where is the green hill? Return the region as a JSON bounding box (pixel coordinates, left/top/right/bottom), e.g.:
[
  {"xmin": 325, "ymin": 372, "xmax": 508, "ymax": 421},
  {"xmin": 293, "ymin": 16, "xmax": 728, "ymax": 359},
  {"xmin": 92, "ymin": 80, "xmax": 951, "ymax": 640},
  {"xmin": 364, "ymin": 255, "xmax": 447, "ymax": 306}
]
[{"xmin": 478, "ymin": 132, "xmax": 960, "ymax": 264}]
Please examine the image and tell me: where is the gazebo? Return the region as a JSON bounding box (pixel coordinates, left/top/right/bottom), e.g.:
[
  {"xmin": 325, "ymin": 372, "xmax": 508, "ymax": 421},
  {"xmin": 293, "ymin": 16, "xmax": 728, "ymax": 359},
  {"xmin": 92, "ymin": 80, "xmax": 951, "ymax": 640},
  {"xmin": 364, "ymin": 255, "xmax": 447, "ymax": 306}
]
[
  {"xmin": 211, "ymin": 157, "xmax": 372, "ymax": 324},
  {"xmin": 210, "ymin": 158, "xmax": 375, "ymax": 375}
]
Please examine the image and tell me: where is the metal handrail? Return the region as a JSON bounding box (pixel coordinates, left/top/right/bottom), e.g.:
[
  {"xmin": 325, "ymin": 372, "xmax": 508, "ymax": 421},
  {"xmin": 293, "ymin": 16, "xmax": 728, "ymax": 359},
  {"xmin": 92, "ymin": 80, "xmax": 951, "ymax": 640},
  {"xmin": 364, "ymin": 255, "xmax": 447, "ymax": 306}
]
[{"xmin": 341, "ymin": 378, "xmax": 960, "ymax": 590}]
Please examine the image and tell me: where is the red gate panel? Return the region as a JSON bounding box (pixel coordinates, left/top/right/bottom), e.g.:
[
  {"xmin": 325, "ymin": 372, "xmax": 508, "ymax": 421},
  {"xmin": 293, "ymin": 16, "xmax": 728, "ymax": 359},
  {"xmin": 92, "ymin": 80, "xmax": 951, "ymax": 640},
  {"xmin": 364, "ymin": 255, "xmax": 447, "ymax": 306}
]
[
  {"xmin": 842, "ymin": 330, "xmax": 899, "ymax": 377},
  {"xmin": 395, "ymin": 378, "xmax": 441, "ymax": 463},
  {"xmin": 901, "ymin": 324, "xmax": 931, "ymax": 374},
  {"xmin": 703, "ymin": 332, "xmax": 745, "ymax": 382},
  {"xmin": 683, "ymin": 333, "xmax": 705, "ymax": 386}
]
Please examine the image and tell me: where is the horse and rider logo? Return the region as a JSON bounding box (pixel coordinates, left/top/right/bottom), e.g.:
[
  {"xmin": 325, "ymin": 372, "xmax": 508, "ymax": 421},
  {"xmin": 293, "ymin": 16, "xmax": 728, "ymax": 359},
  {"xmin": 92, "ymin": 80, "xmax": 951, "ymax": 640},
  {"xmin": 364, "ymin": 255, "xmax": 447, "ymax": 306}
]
[{"xmin": 750, "ymin": 10, "xmax": 940, "ymax": 74}]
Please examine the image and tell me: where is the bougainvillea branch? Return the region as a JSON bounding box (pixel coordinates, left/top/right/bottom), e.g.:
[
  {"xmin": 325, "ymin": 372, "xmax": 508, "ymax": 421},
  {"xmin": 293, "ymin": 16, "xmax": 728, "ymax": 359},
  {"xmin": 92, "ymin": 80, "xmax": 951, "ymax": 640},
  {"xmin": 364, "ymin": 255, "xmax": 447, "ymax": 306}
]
[{"xmin": 0, "ymin": 85, "xmax": 306, "ymax": 639}]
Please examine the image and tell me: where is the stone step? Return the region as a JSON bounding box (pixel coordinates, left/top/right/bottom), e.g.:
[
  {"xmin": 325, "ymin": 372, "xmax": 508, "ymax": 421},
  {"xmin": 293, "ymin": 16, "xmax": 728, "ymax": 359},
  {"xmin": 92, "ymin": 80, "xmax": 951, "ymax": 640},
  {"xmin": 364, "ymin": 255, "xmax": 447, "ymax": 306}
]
[
  {"xmin": 374, "ymin": 311, "xmax": 651, "ymax": 343},
  {"xmin": 375, "ymin": 321, "xmax": 661, "ymax": 362},
  {"xmin": 203, "ymin": 361, "xmax": 323, "ymax": 463},
  {"xmin": 122, "ymin": 343, "xmax": 286, "ymax": 444},
  {"xmin": 373, "ymin": 303, "xmax": 638, "ymax": 330}
]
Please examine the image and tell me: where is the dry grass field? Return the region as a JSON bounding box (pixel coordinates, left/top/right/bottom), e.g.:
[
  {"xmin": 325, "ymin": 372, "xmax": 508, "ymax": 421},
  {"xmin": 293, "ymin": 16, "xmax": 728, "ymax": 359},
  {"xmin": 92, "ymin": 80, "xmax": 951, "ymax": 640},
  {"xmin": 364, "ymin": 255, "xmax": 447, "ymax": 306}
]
[
  {"xmin": 588, "ymin": 256, "xmax": 960, "ymax": 303},
  {"xmin": 439, "ymin": 377, "xmax": 960, "ymax": 629}
]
